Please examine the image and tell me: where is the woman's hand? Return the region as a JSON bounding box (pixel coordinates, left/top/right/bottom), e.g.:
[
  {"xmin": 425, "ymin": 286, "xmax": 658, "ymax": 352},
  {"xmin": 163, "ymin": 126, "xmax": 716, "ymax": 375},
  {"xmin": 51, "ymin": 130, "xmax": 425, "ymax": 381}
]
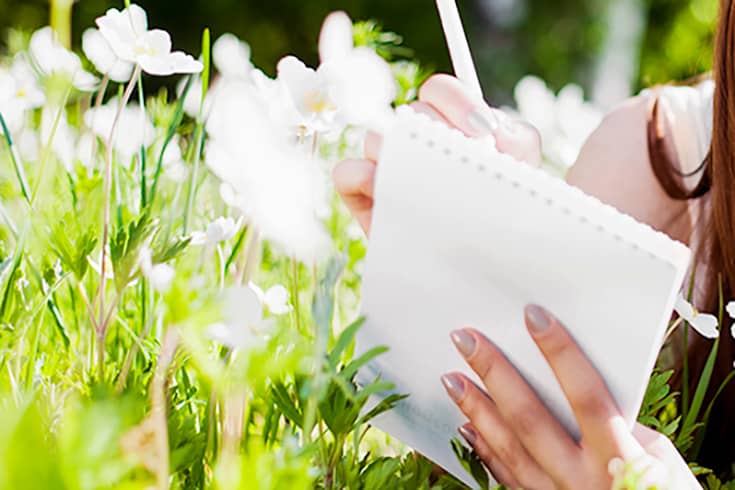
[
  {"xmin": 333, "ymin": 74, "xmax": 542, "ymax": 235},
  {"xmin": 442, "ymin": 305, "xmax": 699, "ymax": 489}
]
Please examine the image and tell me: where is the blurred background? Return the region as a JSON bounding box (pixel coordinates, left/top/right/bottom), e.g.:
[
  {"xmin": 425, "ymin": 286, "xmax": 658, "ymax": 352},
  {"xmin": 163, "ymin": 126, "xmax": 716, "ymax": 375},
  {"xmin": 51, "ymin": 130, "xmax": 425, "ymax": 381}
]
[{"xmin": 0, "ymin": 0, "xmax": 717, "ymax": 108}]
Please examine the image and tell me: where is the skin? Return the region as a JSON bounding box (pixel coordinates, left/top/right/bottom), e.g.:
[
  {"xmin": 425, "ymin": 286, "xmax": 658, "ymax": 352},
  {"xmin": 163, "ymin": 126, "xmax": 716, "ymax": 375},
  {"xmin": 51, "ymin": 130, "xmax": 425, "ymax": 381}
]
[{"xmin": 333, "ymin": 74, "xmax": 700, "ymax": 488}]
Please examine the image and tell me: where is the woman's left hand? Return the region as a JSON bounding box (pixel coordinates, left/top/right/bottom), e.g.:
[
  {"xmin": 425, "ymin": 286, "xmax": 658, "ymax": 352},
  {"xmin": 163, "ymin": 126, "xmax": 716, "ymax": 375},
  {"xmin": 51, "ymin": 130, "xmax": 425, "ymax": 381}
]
[{"xmin": 442, "ymin": 305, "xmax": 700, "ymax": 489}]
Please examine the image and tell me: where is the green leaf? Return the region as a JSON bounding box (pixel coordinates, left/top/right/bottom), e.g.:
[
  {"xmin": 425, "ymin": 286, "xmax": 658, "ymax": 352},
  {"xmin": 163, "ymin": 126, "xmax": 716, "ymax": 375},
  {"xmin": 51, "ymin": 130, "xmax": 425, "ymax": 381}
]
[{"xmin": 327, "ymin": 316, "xmax": 365, "ymax": 368}]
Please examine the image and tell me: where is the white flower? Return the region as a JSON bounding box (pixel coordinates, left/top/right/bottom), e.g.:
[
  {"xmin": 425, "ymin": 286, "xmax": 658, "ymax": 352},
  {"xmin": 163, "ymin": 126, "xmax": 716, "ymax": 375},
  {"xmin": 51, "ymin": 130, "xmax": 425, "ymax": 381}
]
[
  {"xmin": 138, "ymin": 247, "xmax": 175, "ymax": 293},
  {"xmin": 276, "ymin": 56, "xmax": 340, "ymax": 134},
  {"xmin": 84, "ymin": 101, "xmax": 154, "ymax": 162},
  {"xmin": 95, "ymin": 4, "xmax": 203, "ymax": 76},
  {"xmin": 0, "ymin": 56, "xmax": 44, "ymax": 136},
  {"xmin": 674, "ymin": 293, "xmax": 719, "ymax": 339},
  {"xmin": 29, "ymin": 27, "xmax": 98, "ymax": 91},
  {"xmin": 213, "ymin": 33, "xmax": 252, "ymax": 80},
  {"xmin": 82, "ymin": 28, "xmax": 135, "ymax": 83},
  {"xmin": 205, "ymin": 80, "xmax": 331, "ymax": 263},
  {"xmin": 512, "ymin": 75, "xmax": 603, "ymax": 169},
  {"xmin": 726, "ymin": 301, "xmax": 735, "ymax": 340},
  {"xmin": 4, "ymin": 56, "xmax": 45, "ymax": 111},
  {"xmin": 317, "ymin": 11, "xmax": 397, "ymax": 130},
  {"xmin": 190, "ymin": 217, "xmax": 241, "ymax": 246},
  {"xmin": 249, "ymin": 282, "xmax": 291, "ymax": 315},
  {"xmin": 207, "ymin": 286, "xmax": 274, "ymax": 349}
]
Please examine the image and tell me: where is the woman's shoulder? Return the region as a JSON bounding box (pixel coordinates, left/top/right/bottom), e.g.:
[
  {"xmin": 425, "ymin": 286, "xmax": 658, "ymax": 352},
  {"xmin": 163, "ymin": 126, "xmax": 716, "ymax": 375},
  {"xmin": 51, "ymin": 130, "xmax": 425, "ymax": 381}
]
[{"xmin": 565, "ymin": 82, "xmax": 711, "ymax": 245}]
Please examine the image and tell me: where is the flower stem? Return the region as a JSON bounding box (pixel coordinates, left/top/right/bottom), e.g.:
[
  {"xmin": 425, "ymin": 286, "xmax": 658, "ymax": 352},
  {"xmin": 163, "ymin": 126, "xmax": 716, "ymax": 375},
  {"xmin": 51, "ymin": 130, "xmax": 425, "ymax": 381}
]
[
  {"xmin": 183, "ymin": 29, "xmax": 211, "ymax": 234},
  {"xmin": 0, "ymin": 113, "xmax": 31, "ymax": 206},
  {"xmin": 96, "ymin": 64, "xmax": 142, "ymax": 380},
  {"xmin": 151, "ymin": 328, "xmax": 178, "ymax": 490},
  {"xmin": 49, "ymin": 0, "xmax": 74, "ymax": 49},
  {"xmin": 291, "ymin": 258, "xmax": 302, "ymax": 332}
]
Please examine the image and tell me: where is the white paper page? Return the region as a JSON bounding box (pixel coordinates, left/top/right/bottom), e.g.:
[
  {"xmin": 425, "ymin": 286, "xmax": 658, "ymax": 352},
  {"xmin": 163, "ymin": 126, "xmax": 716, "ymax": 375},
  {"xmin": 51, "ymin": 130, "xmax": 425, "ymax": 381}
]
[{"xmin": 358, "ymin": 108, "xmax": 691, "ymax": 486}]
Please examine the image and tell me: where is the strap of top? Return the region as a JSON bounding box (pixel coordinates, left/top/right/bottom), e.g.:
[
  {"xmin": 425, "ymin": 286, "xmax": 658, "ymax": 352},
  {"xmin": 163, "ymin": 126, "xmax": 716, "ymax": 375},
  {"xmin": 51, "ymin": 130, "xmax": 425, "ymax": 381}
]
[{"xmin": 654, "ymin": 81, "xmax": 714, "ymax": 185}]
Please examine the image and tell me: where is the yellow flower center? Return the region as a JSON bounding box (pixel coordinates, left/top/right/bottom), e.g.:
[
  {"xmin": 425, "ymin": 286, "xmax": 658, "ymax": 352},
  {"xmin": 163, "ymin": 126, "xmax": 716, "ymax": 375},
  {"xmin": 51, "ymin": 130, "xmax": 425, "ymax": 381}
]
[{"xmin": 303, "ymin": 90, "xmax": 335, "ymax": 114}]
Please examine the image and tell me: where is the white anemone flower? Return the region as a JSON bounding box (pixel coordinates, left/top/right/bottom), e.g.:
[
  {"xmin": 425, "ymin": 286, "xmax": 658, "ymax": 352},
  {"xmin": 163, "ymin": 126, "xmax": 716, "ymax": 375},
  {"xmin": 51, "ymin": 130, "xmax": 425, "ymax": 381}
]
[
  {"xmin": 674, "ymin": 293, "xmax": 719, "ymax": 339},
  {"xmin": 213, "ymin": 33, "xmax": 252, "ymax": 80},
  {"xmin": 249, "ymin": 282, "xmax": 292, "ymax": 315},
  {"xmin": 317, "ymin": 11, "xmax": 397, "ymax": 130},
  {"xmin": 82, "ymin": 28, "xmax": 135, "ymax": 83},
  {"xmin": 512, "ymin": 75, "xmax": 602, "ymax": 169},
  {"xmin": 6, "ymin": 56, "xmax": 45, "ymax": 110},
  {"xmin": 29, "ymin": 27, "xmax": 98, "ymax": 91},
  {"xmin": 208, "ymin": 286, "xmax": 274, "ymax": 349},
  {"xmin": 85, "ymin": 101, "xmax": 155, "ymax": 162},
  {"xmin": 205, "ymin": 80, "xmax": 331, "ymax": 264},
  {"xmin": 726, "ymin": 301, "xmax": 735, "ymax": 340},
  {"xmin": 96, "ymin": 4, "xmax": 203, "ymax": 76},
  {"xmin": 139, "ymin": 247, "xmax": 175, "ymax": 293},
  {"xmin": 276, "ymin": 56, "xmax": 340, "ymax": 134},
  {"xmin": 190, "ymin": 217, "xmax": 241, "ymax": 246}
]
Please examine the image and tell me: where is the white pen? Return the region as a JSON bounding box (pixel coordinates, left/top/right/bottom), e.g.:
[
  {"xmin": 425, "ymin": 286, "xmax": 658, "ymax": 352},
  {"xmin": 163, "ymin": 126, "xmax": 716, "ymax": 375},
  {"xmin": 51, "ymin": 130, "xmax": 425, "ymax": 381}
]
[{"xmin": 435, "ymin": 0, "xmax": 484, "ymax": 99}]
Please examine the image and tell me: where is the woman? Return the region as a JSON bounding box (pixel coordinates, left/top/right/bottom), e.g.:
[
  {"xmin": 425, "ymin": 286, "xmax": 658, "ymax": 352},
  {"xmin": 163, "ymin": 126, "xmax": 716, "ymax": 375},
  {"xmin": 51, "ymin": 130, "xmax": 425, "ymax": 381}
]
[{"xmin": 333, "ymin": 1, "xmax": 735, "ymax": 487}]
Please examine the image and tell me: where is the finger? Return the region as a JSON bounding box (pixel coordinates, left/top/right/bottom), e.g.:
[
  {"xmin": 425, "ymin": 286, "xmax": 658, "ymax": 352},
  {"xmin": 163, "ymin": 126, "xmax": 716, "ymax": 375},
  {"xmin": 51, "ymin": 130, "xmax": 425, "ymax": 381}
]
[
  {"xmin": 459, "ymin": 424, "xmax": 522, "ymax": 489},
  {"xmin": 441, "ymin": 373, "xmax": 554, "ymax": 489},
  {"xmin": 419, "ymin": 73, "xmax": 503, "ymax": 138},
  {"xmin": 450, "ymin": 329, "xmax": 581, "ymax": 486},
  {"xmin": 409, "ymin": 100, "xmax": 450, "ymax": 123},
  {"xmin": 524, "ymin": 305, "xmax": 644, "ymax": 462},
  {"xmin": 364, "ymin": 131, "xmax": 382, "ymax": 162},
  {"xmin": 333, "ymin": 158, "xmax": 376, "ymax": 235},
  {"xmin": 495, "ymin": 119, "xmax": 543, "ymax": 166}
]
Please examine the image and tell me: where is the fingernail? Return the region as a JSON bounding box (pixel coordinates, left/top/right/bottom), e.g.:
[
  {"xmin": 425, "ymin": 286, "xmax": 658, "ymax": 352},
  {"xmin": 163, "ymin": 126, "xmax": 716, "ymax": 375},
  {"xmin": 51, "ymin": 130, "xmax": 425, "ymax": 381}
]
[
  {"xmin": 441, "ymin": 373, "xmax": 466, "ymax": 401},
  {"xmin": 450, "ymin": 329, "xmax": 477, "ymax": 358},
  {"xmin": 525, "ymin": 304, "xmax": 552, "ymax": 333},
  {"xmin": 467, "ymin": 109, "xmax": 499, "ymax": 134},
  {"xmin": 458, "ymin": 425, "xmax": 478, "ymax": 445}
]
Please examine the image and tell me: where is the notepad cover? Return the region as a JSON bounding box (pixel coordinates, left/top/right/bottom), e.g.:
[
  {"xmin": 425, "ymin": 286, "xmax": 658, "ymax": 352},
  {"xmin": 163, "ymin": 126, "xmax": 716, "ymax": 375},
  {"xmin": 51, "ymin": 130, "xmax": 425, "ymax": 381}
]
[{"xmin": 357, "ymin": 107, "xmax": 691, "ymax": 486}]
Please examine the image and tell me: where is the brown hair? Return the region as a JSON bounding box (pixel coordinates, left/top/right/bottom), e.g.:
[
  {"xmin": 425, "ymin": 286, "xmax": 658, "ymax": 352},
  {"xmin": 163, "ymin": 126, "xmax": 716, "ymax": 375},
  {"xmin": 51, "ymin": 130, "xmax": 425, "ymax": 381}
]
[{"xmin": 647, "ymin": 0, "xmax": 735, "ymax": 474}]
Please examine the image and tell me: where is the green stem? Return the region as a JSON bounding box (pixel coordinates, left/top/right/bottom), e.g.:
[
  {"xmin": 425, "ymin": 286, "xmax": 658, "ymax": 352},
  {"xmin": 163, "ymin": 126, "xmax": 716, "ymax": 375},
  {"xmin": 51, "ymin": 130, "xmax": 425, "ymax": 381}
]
[
  {"xmin": 49, "ymin": 0, "xmax": 74, "ymax": 49},
  {"xmin": 96, "ymin": 64, "xmax": 142, "ymax": 381},
  {"xmin": 0, "ymin": 113, "xmax": 31, "ymax": 206},
  {"xmin": 291, "ymin": 259, "xmax": 302, "ymax": 333},
  {"xmin": 137, "ymin": 72, "xmax": 147, "ymax": 209},
  {"xmin": 183, "ymin": 29, "xmax": 210, "ymax": 234}
]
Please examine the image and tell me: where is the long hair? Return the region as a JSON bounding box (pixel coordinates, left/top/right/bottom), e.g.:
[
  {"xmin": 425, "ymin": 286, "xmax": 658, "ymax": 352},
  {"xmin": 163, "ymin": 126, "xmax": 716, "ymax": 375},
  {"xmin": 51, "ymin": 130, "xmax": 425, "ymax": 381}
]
[{"xmin": 647, "ymin": 0, "xmax": 735, "ymax": 473}]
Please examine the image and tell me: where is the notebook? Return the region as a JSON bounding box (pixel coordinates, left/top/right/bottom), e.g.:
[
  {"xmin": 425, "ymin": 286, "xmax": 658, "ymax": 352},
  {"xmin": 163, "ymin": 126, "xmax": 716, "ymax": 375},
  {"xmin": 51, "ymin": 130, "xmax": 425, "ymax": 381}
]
[{"xmin": 357, "ymin": 106, "xmax": 692, "ymax": 486}]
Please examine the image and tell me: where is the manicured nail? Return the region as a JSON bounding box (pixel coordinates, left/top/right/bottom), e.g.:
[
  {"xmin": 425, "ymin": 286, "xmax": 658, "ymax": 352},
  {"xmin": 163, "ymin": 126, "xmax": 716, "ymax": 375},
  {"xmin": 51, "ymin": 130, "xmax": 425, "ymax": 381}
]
[
  {"xmin": 525, "ymin": 304, "xmax": 551, "ymax": 333},
  {"xmin": 467, "ymin": 109, "xmax": 499, "ymax": 134},
  {"xmin": 441, "ymin": 374, "xmax": 466, "ymax": 401},
  {"xmin": 450, "ymin": 329, "xmax": 477, "ymax": 358},
  {"xmin": 459, "ymin": 425, "xmax": 478, "ymax": 445}
]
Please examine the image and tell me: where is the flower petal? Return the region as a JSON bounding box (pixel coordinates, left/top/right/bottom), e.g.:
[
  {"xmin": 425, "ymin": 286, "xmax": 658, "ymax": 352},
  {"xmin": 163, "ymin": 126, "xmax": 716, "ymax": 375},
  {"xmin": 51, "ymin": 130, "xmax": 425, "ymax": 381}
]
[
  {"xmin": 141, "ymin": 29, "xmax": 173, "ymax": 56},
  {"xmin": 727, "ymin": 301, "xmax": 735, "ymax": 320},
  {"xmin": 691, "ymin": 314, "xmax": 719, "ymax": 340},
  {"xmin": 319, "ymin": 11, "xmax": 354, "ymax": 63},
  {"xmin": 674, "ymin": 293, "xmax": 695, "ymax": 323},
  {"xmin": 264, "ymin": 285, "xmax": 291, "ymax": 315},
  {"xmin": 213, "ymin": 33, "xmax": 252, "ymax": 79}
]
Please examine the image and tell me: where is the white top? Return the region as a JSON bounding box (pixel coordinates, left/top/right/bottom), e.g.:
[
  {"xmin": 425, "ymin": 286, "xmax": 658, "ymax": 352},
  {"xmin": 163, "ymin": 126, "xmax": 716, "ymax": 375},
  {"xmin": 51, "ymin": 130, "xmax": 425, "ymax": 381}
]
[
  {"xmin": 655, "ymin": 81, "xmax": 714, "ymax": 185},
  {"xmin": 651, "ymin": 81, "xmax": 714, "ymax": 302}
]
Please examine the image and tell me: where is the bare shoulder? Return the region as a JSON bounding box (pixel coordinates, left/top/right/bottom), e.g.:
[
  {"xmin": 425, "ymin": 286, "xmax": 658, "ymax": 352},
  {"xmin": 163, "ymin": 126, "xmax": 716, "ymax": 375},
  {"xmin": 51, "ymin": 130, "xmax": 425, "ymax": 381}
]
[{"xmin": 565, "ymin": 92, "xmax": 692, "ymax": 244}]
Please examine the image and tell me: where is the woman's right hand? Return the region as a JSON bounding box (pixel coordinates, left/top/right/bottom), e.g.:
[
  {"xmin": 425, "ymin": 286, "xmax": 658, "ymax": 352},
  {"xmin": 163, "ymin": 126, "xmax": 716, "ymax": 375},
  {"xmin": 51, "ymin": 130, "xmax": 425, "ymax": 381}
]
[{"xmin": 333, "ymin": 74, "xmax": 543, "ymax": 235}]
